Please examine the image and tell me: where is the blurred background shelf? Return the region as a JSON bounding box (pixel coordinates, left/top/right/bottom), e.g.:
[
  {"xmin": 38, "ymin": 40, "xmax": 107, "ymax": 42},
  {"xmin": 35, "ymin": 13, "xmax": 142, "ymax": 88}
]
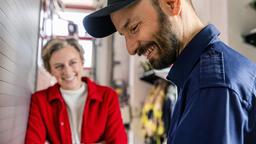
[
  {"xmin": 242, "ymin": 1, "xmax": 256, "ymax": 48},
  {"xmin": 140, "ymin": 67, "xmax": 171, "ymax": 84},
  {"xmin": 249, "ymin": 1, "xmax": 256, "ymax": 10},
  {"xmin": 243, "ymin": 31, "xmax": 256, "ymax": 47}
]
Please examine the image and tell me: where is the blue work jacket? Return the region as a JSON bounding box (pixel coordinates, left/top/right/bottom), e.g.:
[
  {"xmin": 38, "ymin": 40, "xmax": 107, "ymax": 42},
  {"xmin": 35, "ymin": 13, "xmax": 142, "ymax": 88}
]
[{"xmin": 167, "ymin": 24, "xmax": 256, "ymax": 144}]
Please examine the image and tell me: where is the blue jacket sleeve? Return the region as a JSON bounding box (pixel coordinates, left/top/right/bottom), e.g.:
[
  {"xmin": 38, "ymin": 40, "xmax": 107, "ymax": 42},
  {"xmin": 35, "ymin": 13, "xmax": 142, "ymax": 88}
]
[{"xmin": 169, "ymin": 87, "xmax": 255, "ymax": 144}]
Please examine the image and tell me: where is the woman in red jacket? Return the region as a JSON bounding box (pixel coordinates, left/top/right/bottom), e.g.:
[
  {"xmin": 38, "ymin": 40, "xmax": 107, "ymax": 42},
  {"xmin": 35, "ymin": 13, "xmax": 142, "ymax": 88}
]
[{"xmin": 25, "ymin": 38, "xmax": 127, "ymax": 144}]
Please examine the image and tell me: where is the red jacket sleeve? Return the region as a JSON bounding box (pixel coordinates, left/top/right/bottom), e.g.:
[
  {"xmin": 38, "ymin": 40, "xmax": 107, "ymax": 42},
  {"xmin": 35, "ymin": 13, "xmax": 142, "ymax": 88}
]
[
  {"xmin": 104, "ymin": 90, "xmax": 128, "ymax": 144},
  {"xmin": 25, "ymin": 93, "xmax": 46, "ymax": 143}
]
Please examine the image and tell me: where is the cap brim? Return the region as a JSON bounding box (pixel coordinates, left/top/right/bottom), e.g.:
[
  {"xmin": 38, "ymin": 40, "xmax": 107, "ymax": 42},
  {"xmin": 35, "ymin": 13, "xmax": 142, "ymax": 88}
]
[{"xmin": 83, "ymin": 0, "xmax": 136, "ymax": 38}]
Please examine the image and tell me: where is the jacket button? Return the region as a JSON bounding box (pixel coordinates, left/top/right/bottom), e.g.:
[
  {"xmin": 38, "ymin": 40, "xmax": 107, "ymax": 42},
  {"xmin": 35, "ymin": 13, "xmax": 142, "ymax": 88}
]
[{"xmin": 60, "ymin": 122, "xmax": 64, "ymax": 126}]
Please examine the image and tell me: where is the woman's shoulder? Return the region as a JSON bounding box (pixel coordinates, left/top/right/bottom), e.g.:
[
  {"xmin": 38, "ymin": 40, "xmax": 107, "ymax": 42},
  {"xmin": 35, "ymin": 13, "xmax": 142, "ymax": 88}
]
[
  {"xmin": 85, "ymin": 77, "xmax": 115, "ymax": 92},
  {"xmin": 32, "ymin": 83, "xmax": 59, "ymax": 100},
  {"xmin": 85, "ymin": 77, "xmax": 118, "ymax": 100}
]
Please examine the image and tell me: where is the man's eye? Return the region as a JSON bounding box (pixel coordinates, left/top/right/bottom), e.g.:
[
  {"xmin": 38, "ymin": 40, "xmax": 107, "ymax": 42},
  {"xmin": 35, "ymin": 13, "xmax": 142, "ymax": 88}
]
[{"xmin": 130, "ymin": 24, "xmax": 139, "ymax": 34}]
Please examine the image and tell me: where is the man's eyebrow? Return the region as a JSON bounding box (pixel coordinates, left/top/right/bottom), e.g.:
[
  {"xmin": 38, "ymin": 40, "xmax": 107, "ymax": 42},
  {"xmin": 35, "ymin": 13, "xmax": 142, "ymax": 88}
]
[
  {"xmin": 122, "ymin": 18, "xmax": 131, "ymax": 30},
  {"xmin": 118, "ymin": 18, "xmax": 131, "ymax": 35}
]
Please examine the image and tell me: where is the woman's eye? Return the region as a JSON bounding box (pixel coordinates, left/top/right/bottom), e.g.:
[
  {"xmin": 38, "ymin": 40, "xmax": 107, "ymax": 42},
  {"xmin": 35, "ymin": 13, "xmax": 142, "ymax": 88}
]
[
  {"xmin": 70, "ymin": 61, "xmax": 77, "ymax": 65},
  {"xmin": 55, "ymin": 65, "xmax": 62, "ymax": 69}
]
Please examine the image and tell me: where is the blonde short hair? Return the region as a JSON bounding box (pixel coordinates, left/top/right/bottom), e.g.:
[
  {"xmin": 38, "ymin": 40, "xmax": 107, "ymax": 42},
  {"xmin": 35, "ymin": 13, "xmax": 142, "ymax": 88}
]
[{"xmin": 41, "ymin": 38, "xmax": 84, "ymax": 72}]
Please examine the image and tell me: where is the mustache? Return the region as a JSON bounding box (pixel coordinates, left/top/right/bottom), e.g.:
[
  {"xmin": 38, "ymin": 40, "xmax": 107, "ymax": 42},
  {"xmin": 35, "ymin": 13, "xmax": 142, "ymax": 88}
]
[{"xmin": 137, "ymin": 41, "xmax": 156, "ymax": 56}]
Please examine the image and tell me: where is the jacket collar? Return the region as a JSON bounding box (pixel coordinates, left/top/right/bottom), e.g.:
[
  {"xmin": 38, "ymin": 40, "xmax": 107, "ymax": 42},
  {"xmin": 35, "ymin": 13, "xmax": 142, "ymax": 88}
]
[
  {"xmin": 48, "ymin": 77, "xmax": 103, "ymax": 103},
  {"xmin": 166, "ymin": 24, "xmax": 220, "ymax": 89}
]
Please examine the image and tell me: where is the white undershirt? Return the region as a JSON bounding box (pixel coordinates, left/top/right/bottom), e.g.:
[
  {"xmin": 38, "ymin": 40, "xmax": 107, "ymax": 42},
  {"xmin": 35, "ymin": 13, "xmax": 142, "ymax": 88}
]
[{"xmin": 60, "ymin": 83, "xmax": 87, "ymax": 144}]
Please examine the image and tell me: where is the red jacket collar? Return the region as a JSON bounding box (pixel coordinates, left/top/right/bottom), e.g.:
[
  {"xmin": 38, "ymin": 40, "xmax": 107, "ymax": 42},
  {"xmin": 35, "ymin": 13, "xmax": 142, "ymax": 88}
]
[{"xmin": 48, "ymin": 77, "xmax": 103, "ymax": 103}]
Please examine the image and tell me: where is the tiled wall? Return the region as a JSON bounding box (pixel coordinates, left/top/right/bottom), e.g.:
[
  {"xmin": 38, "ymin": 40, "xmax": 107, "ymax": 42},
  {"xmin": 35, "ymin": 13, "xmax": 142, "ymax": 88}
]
[{"xmin": 0, "ymin": 0, "xmax": 40, "ymax": 143}]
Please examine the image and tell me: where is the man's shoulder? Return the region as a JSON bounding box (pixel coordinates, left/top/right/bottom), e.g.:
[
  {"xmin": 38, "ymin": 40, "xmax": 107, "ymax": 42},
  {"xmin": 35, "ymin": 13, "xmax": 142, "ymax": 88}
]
[
  {"xmin": 199, "ymin": 41, "xmax": 256, "ymax": 104},
  {"xmin": 199, "ymin": 41, "xmax": 227, "ymax": 87},
  {"xmin": 200, "ymin": 41, "xmax": 256, "ymax": 85}
]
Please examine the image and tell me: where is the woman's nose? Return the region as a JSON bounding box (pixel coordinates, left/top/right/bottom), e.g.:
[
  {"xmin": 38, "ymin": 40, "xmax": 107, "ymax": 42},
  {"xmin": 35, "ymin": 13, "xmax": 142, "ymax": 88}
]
[{"xmin": 62, "ymin": 65, "xmax": 72, "ymax": 75}]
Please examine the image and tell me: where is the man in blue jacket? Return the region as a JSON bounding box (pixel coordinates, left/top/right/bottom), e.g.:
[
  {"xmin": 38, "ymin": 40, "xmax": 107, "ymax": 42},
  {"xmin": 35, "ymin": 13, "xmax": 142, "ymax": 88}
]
[{"xmin": 83, "ymin": 0, "xmax": 256, "ymax": 143}]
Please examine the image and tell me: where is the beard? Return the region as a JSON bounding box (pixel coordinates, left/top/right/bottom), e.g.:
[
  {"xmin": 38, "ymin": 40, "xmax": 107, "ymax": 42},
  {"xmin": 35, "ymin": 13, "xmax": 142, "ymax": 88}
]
[
  {"xmin": 137, "ymin": 3, "xmax": 181, "ymax": 70},
  {"xmin": 150, "ymin": 19, "xmax": 180, "ymax": 69}
]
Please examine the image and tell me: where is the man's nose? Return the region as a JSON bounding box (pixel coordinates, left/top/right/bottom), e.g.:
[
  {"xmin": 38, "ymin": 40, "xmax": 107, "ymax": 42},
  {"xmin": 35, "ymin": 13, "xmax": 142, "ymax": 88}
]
[{"xmin": 125, "ymin": 37, "xmax": 137, "ymax": 55}]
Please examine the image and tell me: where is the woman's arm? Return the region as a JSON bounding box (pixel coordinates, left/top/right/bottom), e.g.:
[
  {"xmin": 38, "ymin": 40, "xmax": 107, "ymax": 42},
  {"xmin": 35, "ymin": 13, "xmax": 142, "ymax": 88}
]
[
  {"xmin": 25, "ymin": 93, "xmax": 46, "ymax": 143},
  {"xmin": 104, "ymin": 90, "xmax": 128, "ymax": 144}
]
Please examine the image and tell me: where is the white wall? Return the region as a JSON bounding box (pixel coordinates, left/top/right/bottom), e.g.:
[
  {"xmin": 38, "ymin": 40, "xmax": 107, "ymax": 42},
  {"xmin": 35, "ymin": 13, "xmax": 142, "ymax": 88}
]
[
  {"xmin": 228, "ymin": 0, "xmax": 256, "ymax": 62},
  {"xmin": 194, "ymin": 0, "xmax": 256, "ymax": 62},
  {"xmin": 112, "ymin": 34, "xmax": 130, "ymax": 82},
  {"xmin": 193, "ymin": 0, "xmax": 228, "ymax": 42},
  {"xmin": 94, "ymin": 36, "xmax": 113, "ymax": 85},
  {"xmin": 93, "ymin": 0, "xmax": 113, "ymax": 85}
]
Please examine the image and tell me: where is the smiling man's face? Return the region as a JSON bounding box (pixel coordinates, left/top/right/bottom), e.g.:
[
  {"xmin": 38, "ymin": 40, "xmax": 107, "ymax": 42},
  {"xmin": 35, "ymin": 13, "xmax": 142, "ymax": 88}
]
[{"xmin": 111, "ymin": 0, "xmax": 181, "ymax": 69}]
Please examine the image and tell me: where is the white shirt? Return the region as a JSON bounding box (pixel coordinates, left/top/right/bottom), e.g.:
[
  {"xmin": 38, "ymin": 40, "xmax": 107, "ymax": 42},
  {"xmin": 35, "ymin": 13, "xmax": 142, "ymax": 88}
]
[{"xmin": 60, "ymin": 83, "xmax": 87, "ymax": 144}]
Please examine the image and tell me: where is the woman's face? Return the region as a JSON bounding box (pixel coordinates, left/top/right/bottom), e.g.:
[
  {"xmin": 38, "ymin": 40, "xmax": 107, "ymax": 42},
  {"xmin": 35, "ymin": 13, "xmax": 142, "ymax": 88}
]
[{"xmin": 49, "ymin": 45, "xmax": 83, "ymax": 90}]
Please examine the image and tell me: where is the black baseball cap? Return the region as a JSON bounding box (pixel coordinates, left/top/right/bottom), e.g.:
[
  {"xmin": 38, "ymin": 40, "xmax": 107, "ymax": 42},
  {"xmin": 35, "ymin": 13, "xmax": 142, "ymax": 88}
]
[{"xmin": 83, "ymin": 0, "xmax": 137, "ymax": 38}]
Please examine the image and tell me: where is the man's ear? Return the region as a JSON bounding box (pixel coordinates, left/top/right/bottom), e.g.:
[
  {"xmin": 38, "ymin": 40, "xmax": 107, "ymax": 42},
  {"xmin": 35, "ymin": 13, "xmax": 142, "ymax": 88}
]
[{"xmin": 159, "ymin": 0, "xmax": 181, "ymax": 16}]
